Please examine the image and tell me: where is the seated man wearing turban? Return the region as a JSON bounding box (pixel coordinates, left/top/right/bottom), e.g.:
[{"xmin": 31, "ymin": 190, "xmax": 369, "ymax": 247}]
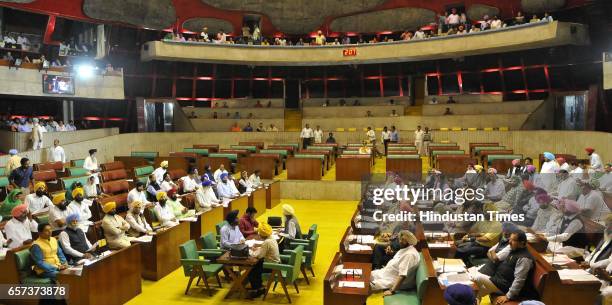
[
  {"xmin": 485, "ymin": 168, "xmax": 505, "ymax": 202},
  {"xmin": 24, "ymin": 182, "xmax": 52, "ymax": 216},
  {"xmin": 67, "ymin": 187, "xmax": 93, "ymax": 233},
  {"xmin": 537, "ymin": 198, "xmax": 585, "ymax": 249},
  {"xmin": 486, "ymin": 222, "xmax": 519, "ymax": 264},
  {"xmin": 220, "ymin": 210, "xmax": 245, "ymax": 250},
  {"xmin": 247, "ymin": 223, "xmax": 281, "ymax": 298},
  {"xmin": 30, "ymin": 223, "xmax": 68, "ymax": 281},
  {"xmin": 540, "ymin": 152, "xmax": 559, "ymax": 192},
  {"xmin": 49, "ymin": 193, "xmax": 71, "ymax": 233},
  {"xmin": 370, "ymin": 230, "xmax": 420, "ymax": 295},
  {"xmin": 153, "ymin": 191, "xmax": 179, "ymax": 228},
  {"xmin": 195, "ymin": 180, "xmax": 221, "ymax": 212},
  {"xmin": 527, "ymin": 191, "xmax": 561, "ymax": 235},
  {"xmin": 166, "ymin": 188, "xmax": 195, "ymax": 219},
  {"xmin": 506, "ymin": 159, "xmax": 523, "ymax": 179},
  {"xmin": 444, "ymin": 283, "xmax": 477, "ymax": 305},
  {"xmin": 152, "ymin": 160, "xmax": 168, "ymax": 185},
  {"xmin": 577, "ymin": 178, "xmax": 609, "ymax": 222},
  {"xmin": 4, "ymin": 204, "xmax": 37, "ymax": 249},
  {"xmin": 101, "ymin": 202, "xmax": 133, "ymax": 250},
  {"xmin": 216, "ymin": 173, "xmax": 240, "ymax": 200},
  {"xmin": 280, "ymin": 204, "xmax": 302, "ymax": 243},
  {"xmin": 58, "ymin": 213, "xmax": 98, "ymax": 263},
  {"xmin": 125, "ymin": 201, "xmax": 153, "ymax": 237}
]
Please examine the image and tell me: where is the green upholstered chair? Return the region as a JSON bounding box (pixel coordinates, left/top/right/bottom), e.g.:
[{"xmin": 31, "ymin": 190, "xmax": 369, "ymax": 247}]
[
  {"xmin": 71, "ymin": 159, "xmax": 85, "ymax": 168},
  {"xmin": 0, "ymin": 176, "xmax": 10, "ymax": 188},
  {"xmin": 15, "ymin": 249, "xmax": 53, "ymax": 285},
  {"xmin": 179, "ymin": 240, "xmax": 224, "ymax": 296},
  {"xmin": 286, "ymin": 233, "xmax": 319, "ymax": 282},
  {"xmin": 66, "ymin": 167, "xmax": 89, "ymax": 177},
  {"xmin": 383, "ymin": 252, "xmax": 429, "ymax": 305},
  {"xmin": 197, "ymin": 232, "xmax": 224, "ymax": 260},
  {"xmin": 263, "ymin": 245, "xmax": 304, "ymax": 303}
]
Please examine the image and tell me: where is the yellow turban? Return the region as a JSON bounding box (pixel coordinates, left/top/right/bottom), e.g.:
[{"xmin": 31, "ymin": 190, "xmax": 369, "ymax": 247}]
[
  {"xmin": 484, "ymin": 202, "xmax": 498, "ymax": 213},
  {"xmin": 52, "ymin": 193, "xmax": 66, "ymax": 205},
  {"xmin": 131, "ymin": 200, "xmax": 143, "ymax": 209},
  {"xmin": 34, "ymin": 182, "xmax": 46, "ymax": 191},
  {"xmin": 474, "ymin": 165, "xmax": 484, "ymax": 172},
  {"xmin": 258, "ymin": 223, "xmax": 273, "ymax": 238},
  {"xmin": 160, "ymin": 161, "xmax": 169, "ymax": 168},
  {"xmin": 72, "ymin": 187, "xmax": 84, "ymax": 198},
  {"xmin": 156, "ymin": 191, "xmax": 168, "ymax": 201},
  {"xmin": 282, "ymin": 204, "xmax": 295, "ymax": 216},
  {"xmin": 102, "ymin": 201, "xmax": 116, "ymax": 213}
]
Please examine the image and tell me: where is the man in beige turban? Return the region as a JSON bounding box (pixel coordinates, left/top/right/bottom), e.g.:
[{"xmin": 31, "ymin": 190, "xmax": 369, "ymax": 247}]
[{"xmin": 370, "ymin": 230, "xmax": 420, "ymax": 295}]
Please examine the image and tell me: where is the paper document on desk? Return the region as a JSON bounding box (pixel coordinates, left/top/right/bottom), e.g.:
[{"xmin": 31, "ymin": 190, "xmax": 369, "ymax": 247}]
[
  {"xmin": 338, "ymin": 281, "xmax": 365, "ymax": 288},
  {"xmin": 428, "ymin": 242, "xmax": 452, "ymax": 248},
  {"xmin": 245, "ymin": 239, "xmax": 264, "ymax": 248},
  {"xmin": 179, "ymin": 217, "xmax": 198, "ymax": 222},
  {"xmin": 347, "ymin": 244, "xmax": 372, "ymax": 251},
  {"xmin": 222, "ymin": 198, "xmax": 231, "ymax": 208},
  {"xmin": 542, "ymin": 254, "xmax": 574, "ymax": 265},
  {"xmin": 341, "ymin": 269, "xmax": 363, "ymax": 276},
  {"xmin": 557, "ymin": 269, "xmax": 599, "ymax": 282},
  {"xmin": 434, "ymin": 258, "xmax": 466, "ymax": 273},
  {"xmin": 133, "ymin": 235, "xmax": 153, "ymax": 243}
]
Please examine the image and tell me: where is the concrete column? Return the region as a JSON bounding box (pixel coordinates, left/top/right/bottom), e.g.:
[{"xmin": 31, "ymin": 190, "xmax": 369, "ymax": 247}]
[{"xmin": 62, "ymin": 100, "xmax": 74, "ymax": 122}]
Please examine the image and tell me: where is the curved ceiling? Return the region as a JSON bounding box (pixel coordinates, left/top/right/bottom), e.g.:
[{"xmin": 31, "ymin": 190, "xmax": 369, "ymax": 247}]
[{"xmin": 0, "ymin": 0, "xmax": 587, "ymax": 34}]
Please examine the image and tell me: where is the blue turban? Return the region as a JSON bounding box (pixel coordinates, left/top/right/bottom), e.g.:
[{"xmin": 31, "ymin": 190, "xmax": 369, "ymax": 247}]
[
  {"xmin": 202, "ymin": 180, "xmax": 212, "ymax": 187},
  {"xmin": 8, "ymin": 149, "xmax": 17, "ymax": 155},
  {"xmin": 66, "ymin": 213, "xmax": 80, "ymax": 224},
  {"xmin": 220, "ymin": 173, "xmax": 228, "ymax": 179},
  {"xmin": 543, "ymin": 152, "xmax": 555, "ymax": 160},
  {"xmin": 444, "ymin": 284, "xmax": 475, "ymax": 305},
  {"xmin": 502, "ymin": 222, "xmax": 519, "ymax": 233},
  {"xmin": 519, "ymin": 301, "xmax": 545, "ymax": 305}
]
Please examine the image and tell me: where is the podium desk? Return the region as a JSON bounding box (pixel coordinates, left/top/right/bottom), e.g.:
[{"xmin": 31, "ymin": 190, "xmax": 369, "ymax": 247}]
[
  {"xmin": 138, "ymin": 221, "xmax": 190, "ymax": 280},
  {"xmin": 58, "ymin": 244, "xmax": 142, "ymax": 305}
]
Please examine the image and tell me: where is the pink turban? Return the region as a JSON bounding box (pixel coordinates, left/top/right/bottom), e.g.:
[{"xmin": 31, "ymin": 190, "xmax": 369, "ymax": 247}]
[
  {"xmin": 560, "ymin": 199, "xmax": 580, "ymax": 214},
  {"xmin": 556, "ymin": 157, "xmax": 565, "ymax": 164},
  {"xmin": 523, "ymin": 180, "xmax": 535, "ymax": 191},
  {"xmin": 487, "ymin": 168, "xmax": 497, "ymax": 174},
  {"xmin": 526, "ymin": 165, "xmax": 536, "ymax": 173},
  {"xmin": 535, "ymin": 193, "xmax": 551, "ymax": 204},
  {"xmin": 512, "ymin": 159, "xmax": 520, "ymax": 166},
  {"xmin": 11, "ymin": 204, "xmax": 28, "ymax": 218}
]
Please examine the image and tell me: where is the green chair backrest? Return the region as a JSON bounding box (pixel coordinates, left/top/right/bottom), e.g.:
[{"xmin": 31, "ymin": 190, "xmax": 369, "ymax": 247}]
[
  {"xmin": 306, "ymin": 224, "xmax": 317, "ymax": 238},
  {"xmin": 183, "ymin": 148, "xmax": 209, "ymax": 156},
  {"xmin": 431, "ymin": 150, "xmax": 465, "ymax": 156},
  {"xmin": 346, "ymin": 143, "xmax": 362, "ymax": 147},
  {"xmin": 428, "ymin": 143, "xmax": 457, "ymax": 147},
  {"xmin": 131, "ymin": 151, "xmax": 158, "ymax": 160},
  {"xmin": 200, "ymin": 232, "xmax": 218, "ymax": 250},
  {"xmin": 230, "ymin": 145, "xmax": 257, "ymax": 152},
  {"xmin": 474, "ymin": 146, "xmax": 506, "ymax": 153},
  {"xmin": 15, "ymin": 249, "xmax": 33, "ymax": 281},
  {"xmin": 487, "ymin": 154, "xmax": 523, "ymax": 161},
  {"xmin": 306, "ymin": 146, "xmax": 333, "ymax": 151},
  {"xmin": 60, "ymin": 175, "xmax": 89, "ymax": 190},
  {"xmin": 287, "ymin": 245, "xmax": 304, "ymax": 282},
  {"xmin": 179, "ymin": 240, "xmax": 199, "ymax": 276},
  {"xmin": 276, "ymin": 143, "xmax": 299, "ymax": 149},
  {"xmin": 71, "ymin": 159, "xmax": 85, "ymax": 168},
  {"xmin": 259, "ymin": 150, "xmax": 288, "ymax": 157},
  {"xmin": 67, "ymin": 167, "xmax": 89, "ymax": 177},
  {"xmin": 0, "ymin": 167, "xmax": 5, "ymax": 176},
  {"xmin": 308, "ymin": 234, "xmax": 319, "ymax": 265},
  {"xmin": 415, "ymin": 253, "xmax": 429, "ymax": 300},
  {"xmin": 134, "ymin": 166, "xmax": 154, "ymax": 177},
  {"xmin": 136, "ymin": 175, "xmax": 148, "ymax": 184},
  {"xmin": 390, "ymin": 146, "xmax": 417, "ymax": 151},
  {"xmin": 294, "ymin": 154, "xmax": 324, "ymax": 160},
  {"xmin": 215, "ymin": 221, "xmax": 228, "ymax": 236},
  {"xmin": 387, "ymin": 155, "xmax": 420, "ymax": 159},
  {"xmin": 209, "ymin": 153, "xmax": 238, "ymax": 162},
  {"xmin": 0, "ymin": 176, "xmax": 9, "ymax": 188}
]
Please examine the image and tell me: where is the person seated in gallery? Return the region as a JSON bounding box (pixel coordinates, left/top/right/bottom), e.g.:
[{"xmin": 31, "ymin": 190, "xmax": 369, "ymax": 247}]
[
  {"xmin": 101, "ymin": 202, "xmax": 134, "ymax": 250},
  {"xmin": 370, "ymin": 230, "xmax": 420, "ymax": 296},
  {"xmin": 58, "ymin": 213, "xmax": 98, "ymax": 263},
  {"xmin": 30, "ymin": 223, "xmax": 68, "ymax": 281}
]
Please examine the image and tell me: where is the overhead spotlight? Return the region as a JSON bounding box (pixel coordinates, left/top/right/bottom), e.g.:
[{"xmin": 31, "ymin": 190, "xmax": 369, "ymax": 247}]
[{"xmin": 76, "ymin": 64, "xmax": 95, "ymax": 78}]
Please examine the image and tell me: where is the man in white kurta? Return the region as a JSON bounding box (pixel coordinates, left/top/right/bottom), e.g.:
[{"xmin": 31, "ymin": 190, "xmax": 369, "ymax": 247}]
[
  {"xmin": 152, "ymin": 161, "xmax": 168, "ymax": 185},
  {"xmin": 313, "ymin": 126, "xmax": 323, "ymax": 144},
  {"xmin": 577, "ymin": 179, "xmax": 609, "ymax": 222},
  {"xmin": 25, "ymin": 182, "xmax": 52, "ymax": 215},
  {"xmin": 83, "ymin": 149, "xmax": 100, "ymax": 184},
  {"xmin": 67, "ymin": 188, "xmax": 93, "ymax": 233},
  {"xmin": 31, "ymin": 119, "xmax": 44, "ymax": 150},
  {"xmin": 4, "ymin": 205, "xmax": 38, "ymax": 249},
  {"xmin": 195, "ymin": 182, "xmax": 221, "ymax": 212},
  {"xmin": 213, "ymin": 164, "xmax": 228, "ymax": 184},
  {"xmin": 370, "ymin": 231, "xmax": 420, "ymax": 293},
  {"xmin": 414, "ymin": 126, "xmax": 424, "ymax": 155},
  {"xmin": 127, "ymin": 182, "xmax": 151, "ymax": 210},
  {"xmin": 540, "ymin": 152, "xmax": 559, "ymax": 192},
  {"xmin": 51, "ymin": 139, "xmax": 66, "ymax": 163},
  {"xmin": 300, "ymin": 124, "xmax": 314, "ymax": 149},
  {"xmin": 586, "ymin": 148, "xmax": 603, "ymax": 173},
  {"xmin": 554, "ymin": 170, "xmax": 580, "ymax": 200}
]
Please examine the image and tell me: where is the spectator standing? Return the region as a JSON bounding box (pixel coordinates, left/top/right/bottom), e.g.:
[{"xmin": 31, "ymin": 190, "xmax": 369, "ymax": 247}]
[
  {"xmin": 300, "ymin": 124, "xmax": 314, "ymax": 149},
  {"xmin": 381, "ymin": 126, "xmax": 391, "ymax": 155},
  {"xmin": 31, "ymin": 118, "xmax": 43, "ymax": 150},
  {"xmin": 423, "ymin": 127, "xmax": 432, "ymax": 156},
  {"xmin": 446, "ymin": 8, "xmax": 461, "ymax": 28},
  {"xmin": 314, "ymin": 30, "xmax": 326, "ymax": 45},
  {"xmin": 314, "ymin": 125, "xmax": 323, "ymax": 144},
  {"xmin": 52, "ymin": 139, "xmax": 66, "ymax": 163},
  {"xmin": 390, "ymin": 126, "xmax": 399, "ymax": 144},
  {"xmin": 414, "ymin": 125, "xmax": 424, "ymax": 155}
]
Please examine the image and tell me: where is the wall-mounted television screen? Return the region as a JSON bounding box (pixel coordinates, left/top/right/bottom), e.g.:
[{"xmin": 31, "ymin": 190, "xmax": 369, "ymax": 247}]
[{"xmin": 42, "ymin": 74, "xmax": 75, "ymax": 95}]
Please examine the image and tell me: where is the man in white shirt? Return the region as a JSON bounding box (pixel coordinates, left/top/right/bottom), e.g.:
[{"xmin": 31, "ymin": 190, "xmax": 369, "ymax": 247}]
[
  {"xmin": 25, "ymin": 182, "xmax": 52, "ymax": 216},
  {"xmin": 67, "ymin": 188, "xmax": 93, "ymax": 233},
  {"xmin": 217, "ymin": 173, "xmax": 239, "ymax": 200},
  {"xmin": 200, "ymin": 27, "xmax": 210, "ymax": 42},
  {"xmin": 540, "ymin": 152, "xmax": 559, "ymax": 192},
  {"xmin": 127, "ymin": 182, "xmax": 152, "ymax": 210},
  {"xmin": 414, "ymin": 125, "xmax": 424, "ymax": 156},
  {"xmin": 195, "ymin": 181, "xmax": 221, "ymax": 212},
  {"xmin": 446, "ymin": 8, "xmax": 461, "ymax": 27},
  {"xmin": 300, "ymin": 124, "xmax": 314, "ymax": 149},
  {"xmin": 31, "ymin": 118, "xmax": 44, "ymax": 150},
  {"xmin": 4, "ymin": 204, "xmax": 37, "ymax": 249},
  {"xmin": 485, "ymin": 168, "xmax": 506, "ymax": 201},
  {"xmin": 248, "ymin": 170, "xmax": 262, "ymax": 188},
  {"xmin": 180, "ymin": 168, "xmax": 200, "ymax": 193},
  {"xmin": 58, "ymin": 213, "xmax": 97, "ymax": 262},
  {"xmin": 51, "ymin": 139, "xmax": 66, "ymax": 163},
  {"xmin": 83, "ymin": 149, "xmax": 100, "ymax": 184},
  {"xmin": 577, "ymin": 179, "xmax": 609, "ymax": 222},
  {"xmin": 366, "ymin": 127, "xmax": 376, "ymax": 144},
  {"xmin": 213, "ymin": 164, "xmax": 228, "ymax": 184},
  {"xmin": 49, "ymin": 193, "xmax": 71, "ymax": 232},
  {"xmin": 554, "ymin": 170, "xmax": 580, "ymax": 200},
  {"xmin": 586, "ymin": 147, "xmax": 603, "ymax": 172},
  {"xmin": 600, "ymin": 164, "xmax": 612, "ymax": 193},
  {"xmin": 152, "ymin": 160, "xmax": 168, "ymax": 185},
  {"xmin": 153, "ymin": 192, "xmax": 179, "ymax": 227},
  {"xmin": 414, "ymin": 29, "xmax": 425, "ymax": 39},
  {"xmin": 313, "ymin": 126, "xmax": 323, "ymax": 144},
  {"xmin": 490, "ymin": 16, "xmax": 503, "ymax": 29}
]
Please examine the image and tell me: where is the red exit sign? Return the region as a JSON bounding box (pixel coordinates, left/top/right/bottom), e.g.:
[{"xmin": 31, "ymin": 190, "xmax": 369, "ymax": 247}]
[{"xmin": 343, "ymin": 48, "xmax": 357, "ymax": 57}]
